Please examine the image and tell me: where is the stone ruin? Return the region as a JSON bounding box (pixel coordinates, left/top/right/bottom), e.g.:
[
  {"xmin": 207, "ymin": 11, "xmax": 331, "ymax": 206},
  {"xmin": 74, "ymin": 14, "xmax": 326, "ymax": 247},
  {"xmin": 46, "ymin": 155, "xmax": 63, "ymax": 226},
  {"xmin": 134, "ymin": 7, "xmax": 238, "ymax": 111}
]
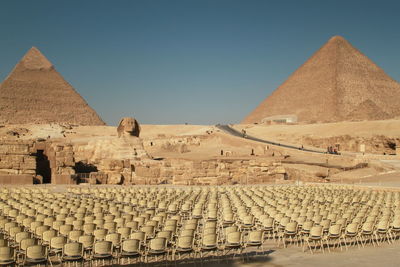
[{"xmin": 0, "ymin": 124, "xmax": 290, "ymax": 185}]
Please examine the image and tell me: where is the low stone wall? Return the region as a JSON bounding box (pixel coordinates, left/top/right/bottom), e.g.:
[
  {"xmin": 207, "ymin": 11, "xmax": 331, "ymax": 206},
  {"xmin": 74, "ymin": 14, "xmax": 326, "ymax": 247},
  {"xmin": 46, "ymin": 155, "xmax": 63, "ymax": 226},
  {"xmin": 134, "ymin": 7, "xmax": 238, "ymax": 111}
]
[
  {"xmin": 0, "ymin": 174, "xmax": 33, "ymax": 184},
  {"xmin": 131, "ymin": 158, "xmax": 287, "ymax": 185}
]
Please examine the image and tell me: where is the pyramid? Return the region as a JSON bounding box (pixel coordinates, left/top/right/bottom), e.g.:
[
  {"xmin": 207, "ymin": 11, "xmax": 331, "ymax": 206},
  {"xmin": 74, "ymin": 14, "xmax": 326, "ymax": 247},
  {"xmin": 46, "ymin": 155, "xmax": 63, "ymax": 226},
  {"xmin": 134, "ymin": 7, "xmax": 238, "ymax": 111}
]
[
  {"xmin": 0, "ymin": 47, "xmax": 105, "ymax": 125},
  {"xmin": 242, "ymin": 36, "xmax": 400, "ymax": 124}
]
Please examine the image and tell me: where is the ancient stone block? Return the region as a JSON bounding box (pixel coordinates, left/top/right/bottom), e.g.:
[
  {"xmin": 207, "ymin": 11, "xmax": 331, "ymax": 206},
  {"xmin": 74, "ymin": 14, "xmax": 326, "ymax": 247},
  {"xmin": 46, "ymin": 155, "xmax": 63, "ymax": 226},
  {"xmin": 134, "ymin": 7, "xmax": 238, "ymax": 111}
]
[
  {"xmin": 107, "ymin": 172, "xmax": 122, "ymax": 184},
  {"xmin": 135, "ymin": 166, "xmax": 160, "ymax": 177}
]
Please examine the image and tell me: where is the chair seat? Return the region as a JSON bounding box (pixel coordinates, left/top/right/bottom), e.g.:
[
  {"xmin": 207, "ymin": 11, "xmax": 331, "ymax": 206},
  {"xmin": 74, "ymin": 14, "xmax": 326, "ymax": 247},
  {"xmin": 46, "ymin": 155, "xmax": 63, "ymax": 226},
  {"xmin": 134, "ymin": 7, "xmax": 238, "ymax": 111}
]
[
  {"xmin": 0, "ymin": 259, "xmax": 15, "ymax": 265},
  {"xmin": 93, "ymin": 253, "xmax": 112, "ymax": 259},
  {"xmin": 225, "ymin": 243, "xmax": 241, "ymax": 248},
  {"xmin": 63, "ymin": 255, "xmax": 83, "ymax": 261},
  {"xmin": 148, "ymin": 249, "xmax": 167, "ymax": 255},
  {"xmin": 175, "ymin": 247, "xmax": 192, "ymax": 253},
  {"xmin": 201, "ymin": 245, "xmax": 217, "ymax": 250},
  {"xmin": 25, "ymin": 258, "xmax": 47, "ymax": 264},
  {"xmin": 247, "ymin": 241, "xmax": 261, "ymax": 246},
  {"xmin": 121, "ymin": 251, "xmax": 140, "ymax": 257}
]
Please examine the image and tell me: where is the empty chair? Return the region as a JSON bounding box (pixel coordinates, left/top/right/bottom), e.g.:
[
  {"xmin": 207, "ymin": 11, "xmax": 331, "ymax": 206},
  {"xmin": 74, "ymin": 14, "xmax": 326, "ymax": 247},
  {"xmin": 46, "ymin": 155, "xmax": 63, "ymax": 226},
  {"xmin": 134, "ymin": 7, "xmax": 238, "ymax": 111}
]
[
  {"xmin": 130, "ymin": 231, "xmax": 146, "ymax": 247},
  {"xmin": 117, "ymin": 227, "xmax": 131, "ymax": 240},
  {"xmin": 119, "ymin": 239, "xmax": 142, "ymax": 265},
  {"xmin": 23, "ymin": 245, "xmax": 48, "ymax": 266},
  {"xmin": 34, "ymin": 225, "xmax": 50, "ymax": 240},
  {"xmin": 105, "ymin": 233, "xmax": 121, "ymax": 251},
  {"xmin": 141, "ymin": 225, "xmax": 155, "ymax": 240},
  {"xmin": 303, "ymin": 225, "xmax": 324, "ymax": 254},
  {"xmin": 223, "ymin": 231, "xmax": 243, "ymax": 257},
  {"xmin": 324, "ymin": 224, "xmax": 343, "ymax": 252},
  {"xmin": 198, "ymin": 234, "xmax": 218, "ymax": 258},
  {"xmin": 59, "ymin": 224, "xmax": 73, "ymax": 237},
  {"xmin": 172, "ymin": 235, "xmax": 194, "ymax": 260},
  {"xmin": 18, "ymin": 238, "xmax": 37, "ymax": 259},
  {"xmin": 61, "ymin": 242, "xmax": 84, "ymax": 265},
  {"xmin": 145, "ymin": 237, "xmax": 168, "ymax": 263},
  {"xmin": 103, "ymin": 222, "xmax": 117, "ymax": 234},
  {"xmin": 0, "ymin": 246, "xmax": 15, "ymax": 266},
  {"xmin": 343, "ymin": 223, "xmax": 360, "ymax": 250},
  {"xmin": 78, "ymin": 235, "xmax": 94, "ymax": 256},
  {"xmin": 125, "ymin": 221, "xmax": 139, "ymax": 232},
  {"xmin": 13, "ymin": 232, "xmax": 31, "ymax": 248},
  {"xmin": 280, "ymin": 221, "xmax": 298, "ymax": 248},
  {"xmin": 245, "ymin": 230, "xmax": 264, "ymax": 254},
  {"xmin": 92, "ymin": 241, "xmax": 113, "ymax": 266},
  {"xmin": 50, "ymin": 236, "xmax": 67, "ymax": 257},
  {"xmin": 72, "ymin": 220, "xmax": 84, "ymax": 231},
  {"xmin": 68, "ymin": 230, "xmax": 84, "ymax": 243},
  {"xmin": 83, "ymin": 223, "xmax": 96, "ymax": 235},
  {"xmin": 94, "ymin": 229, "xmax": 108, "ymax": 241},
  {"xmin": 157, "ymin": 231, "xmax": 173, "ymax": 245},
  {"xmin": 41, "ymin": 229, "xmax": 58, "ymax": 246}
]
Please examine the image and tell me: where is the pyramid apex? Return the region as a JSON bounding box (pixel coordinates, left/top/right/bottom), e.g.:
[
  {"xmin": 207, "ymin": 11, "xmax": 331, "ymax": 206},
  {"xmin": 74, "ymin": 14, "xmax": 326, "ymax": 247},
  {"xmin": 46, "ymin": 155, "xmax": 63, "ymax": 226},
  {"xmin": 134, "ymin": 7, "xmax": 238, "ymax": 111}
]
[
  {"xmin": 21, "ymin": 46, "xmax": 53, "ymax": 70},
  {"xmin": 328, "ymin": 35, "xmax": 347, "ymax": 43}
]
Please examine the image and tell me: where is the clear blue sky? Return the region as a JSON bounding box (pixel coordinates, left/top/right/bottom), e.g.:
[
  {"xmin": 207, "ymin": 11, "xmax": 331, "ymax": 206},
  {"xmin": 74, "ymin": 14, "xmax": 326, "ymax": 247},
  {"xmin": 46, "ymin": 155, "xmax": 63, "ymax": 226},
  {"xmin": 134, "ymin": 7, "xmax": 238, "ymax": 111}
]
[{"xmin": 0, "ymin": 0, "xmax": 399, "ymax": 125}]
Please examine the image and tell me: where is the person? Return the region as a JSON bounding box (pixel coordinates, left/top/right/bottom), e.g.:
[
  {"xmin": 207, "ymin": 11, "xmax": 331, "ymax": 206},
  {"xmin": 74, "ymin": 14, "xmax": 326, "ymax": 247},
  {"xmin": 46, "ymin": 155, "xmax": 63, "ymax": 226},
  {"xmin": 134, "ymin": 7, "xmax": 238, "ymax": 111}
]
[{"xmin": 242, "ymin": 129, "xmax": 247, "ymax": 138}]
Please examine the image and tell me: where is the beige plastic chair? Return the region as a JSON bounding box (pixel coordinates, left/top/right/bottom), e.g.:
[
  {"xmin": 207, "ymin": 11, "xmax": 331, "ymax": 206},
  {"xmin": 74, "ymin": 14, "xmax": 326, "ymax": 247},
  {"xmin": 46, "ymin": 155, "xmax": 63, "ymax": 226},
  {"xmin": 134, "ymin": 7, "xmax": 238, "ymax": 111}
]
[
  {"xmin": 145, "ymin": 237, "xmax": 168, "ymax": 263},
  {"xmin": 59, "ymin": 224, "xmax": 73, "ymax": 237},
  {"xmin": 83, "ymin": 223, "xmax": 96, "ymax": 235},
  {"xmin": 157, "ymin": 231, "xmax": 173, "ymax": 245},
  {"xmin": 125, "ymin": 221, "xmax": 139, "ymax": 232},
  {"xmin": 94, "ymin": 229, "xmax": 108, "ymax": 241},
  {"xmin": 324, "ymin": 224, "xmax": 343, "ymax": 252},
  {"xmin": 41, "ymin": 229, "xmax": 57, "ymax": 246},
  {"xmin": 24, "ymin": 245, "xmax": 48, "ymax": 266},
  {"xmin": 119, "ymin": 239, "xmax": 142, "ymax": 265},
  {"xmin": 50, "ymin": 236, "xmax": 67, "ymax": 258},
  {"xmin": 92, "ymin": 241, "xmax": 114, "ymax": 266},
  {"xmin": 68, "ymin": 230, "xmax": 84, "ymax": 243},
  {"xmin": 172, "ymin": 235, "xmax": 194, "ymax": 260},
  {"xmin": 141, "ymin": 225, "xmax": 155, "ymax": 240},
  {"xmin": 117, "ymin": 227, "xmax": 132, "ymax": 240},
  {"xmin": 359, "ymin": 222, "xmax": 376, "ymax": 247},
  {"xmin": 245, "ymin": 230, "xmax": 264, "ymax": 255},
  {"xmin": 0, "ymin": 246, "xmax": 15, "ymax": 266},
  {"xmin": 375, "ymin": 220, "xmax": 391, "ymax": 245},
  {"xmin": 198, "ymin": 233, "xmax": 219, "ymax": 259},
  {"xmin": 343, "ymin": 223, "xmax": 360, "ymax": 250},
  {"xmin": 18, "ymin": 238, "xmax": 37, "ymax": 262},
  {"xmin": 303, "ymin": 225, "xmax": 324, "ymax": 254},
  {"xmin": 34, "ymin": 225, "xmax": 50, "ymax": 240},
  {"xmin": 223, "ymin": 231, "xmax": 243, "ymax": 257},
  {"xmin": 13, "ymin": 232, "xmax": 30, "ymax": 248},
  {"xmin": 78, "ymin": 234, "xmax": 94, "ymax": 258},
  {"xmin": 280, "ymin": 221, "xmax": 298, "ymax": 248},
  {"xmin": 61, "ymin": 242, "xmax": 84, "ymax": 265}
]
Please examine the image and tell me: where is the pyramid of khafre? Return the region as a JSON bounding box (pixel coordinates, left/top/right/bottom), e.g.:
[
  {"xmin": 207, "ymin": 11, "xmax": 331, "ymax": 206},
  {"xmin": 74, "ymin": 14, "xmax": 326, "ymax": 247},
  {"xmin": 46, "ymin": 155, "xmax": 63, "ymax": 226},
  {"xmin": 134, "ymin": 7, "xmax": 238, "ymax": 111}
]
[
  {"xmin": 0, "ymin": 47, "xmax": 105, "ymax": 125},
  {"xmin": 242, "ymin": 36, "xmax": 400, "ymax": 124}
]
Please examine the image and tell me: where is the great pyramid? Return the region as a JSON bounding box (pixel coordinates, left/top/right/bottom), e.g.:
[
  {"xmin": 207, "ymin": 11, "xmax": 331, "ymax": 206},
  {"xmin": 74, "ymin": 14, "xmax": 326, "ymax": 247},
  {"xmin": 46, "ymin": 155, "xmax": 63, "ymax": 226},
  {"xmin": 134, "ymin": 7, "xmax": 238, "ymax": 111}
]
[
  {"xmin": 0, "ymin": 47, "xmax": 105, "ymax": 125},
  {"xmin": 242, "ymin": 36, "xmax": 400, "ymax": 124}
]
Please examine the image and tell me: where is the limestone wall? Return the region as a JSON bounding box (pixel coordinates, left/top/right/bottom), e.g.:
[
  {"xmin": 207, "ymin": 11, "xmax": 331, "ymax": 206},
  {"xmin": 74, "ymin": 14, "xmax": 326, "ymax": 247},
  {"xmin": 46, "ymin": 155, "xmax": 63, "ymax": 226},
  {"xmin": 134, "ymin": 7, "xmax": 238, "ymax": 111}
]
[
  {"xmin": 0, "ymin": 140, "xmax": 36, "ymax": 184},
  {"xmin": 131, "ymin": 158, "xmax": 287, "ymax": 185}
]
